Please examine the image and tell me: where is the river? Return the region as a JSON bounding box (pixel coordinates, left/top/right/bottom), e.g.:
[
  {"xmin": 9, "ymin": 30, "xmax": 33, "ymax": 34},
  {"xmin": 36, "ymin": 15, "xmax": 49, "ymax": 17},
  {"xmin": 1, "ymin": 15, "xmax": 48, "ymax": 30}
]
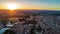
[
  {"xmin": 0, "ymin": 28, "xmax": 10, "ymax": 34},
  {"xmin": 0, "ymin": 22, "xmax": 13, "ymax": 34}
]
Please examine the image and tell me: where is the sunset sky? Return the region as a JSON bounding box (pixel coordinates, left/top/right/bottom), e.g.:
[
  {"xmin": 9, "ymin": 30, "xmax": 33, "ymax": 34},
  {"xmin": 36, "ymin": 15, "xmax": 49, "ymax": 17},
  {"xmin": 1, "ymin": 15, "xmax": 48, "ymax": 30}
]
[{"xmin": 0, "ymin": 0, "xmax": 60, "ymax": 10}]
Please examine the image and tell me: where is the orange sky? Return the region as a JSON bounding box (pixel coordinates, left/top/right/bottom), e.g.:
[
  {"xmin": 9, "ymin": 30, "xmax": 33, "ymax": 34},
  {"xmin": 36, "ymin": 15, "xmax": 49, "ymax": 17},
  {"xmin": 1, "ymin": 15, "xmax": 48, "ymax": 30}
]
[{"xmin": 0, "ymin": 5, "xmax": 60, "ymax": 10}]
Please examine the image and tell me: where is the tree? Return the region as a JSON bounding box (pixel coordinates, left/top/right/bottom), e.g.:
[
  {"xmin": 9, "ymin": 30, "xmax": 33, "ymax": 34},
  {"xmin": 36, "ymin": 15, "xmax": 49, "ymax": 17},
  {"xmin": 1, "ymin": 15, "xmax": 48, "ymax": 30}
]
[{"xmin": 3, "ymin": 29, "xmax": 16, "ymax": 34}]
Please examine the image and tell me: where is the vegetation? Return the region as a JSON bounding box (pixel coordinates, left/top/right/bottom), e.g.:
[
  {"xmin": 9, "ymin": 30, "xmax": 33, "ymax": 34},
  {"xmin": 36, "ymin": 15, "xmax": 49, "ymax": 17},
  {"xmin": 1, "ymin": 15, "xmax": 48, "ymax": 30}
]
[
  {"xmin": 36, "ymin": 26, "xmax": 42, "ymax": 32},
  {"xmin": 3, "ymin": 29, "xmax": 16, "ymax": 34}
]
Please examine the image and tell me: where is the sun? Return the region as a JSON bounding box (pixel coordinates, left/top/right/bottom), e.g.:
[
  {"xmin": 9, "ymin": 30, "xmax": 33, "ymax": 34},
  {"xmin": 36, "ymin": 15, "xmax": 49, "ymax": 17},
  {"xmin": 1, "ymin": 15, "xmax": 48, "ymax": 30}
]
[{"xmin": 6, "ymin": 3, "xmax": 19, "ymax": 10}]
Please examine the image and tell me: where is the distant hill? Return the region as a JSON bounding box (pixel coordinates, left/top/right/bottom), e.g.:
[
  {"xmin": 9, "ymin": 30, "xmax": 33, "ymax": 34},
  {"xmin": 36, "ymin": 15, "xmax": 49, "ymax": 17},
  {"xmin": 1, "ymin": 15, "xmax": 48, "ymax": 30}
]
[{"xmin": 0, "ymin": 10, "xmax": 60, "ymax": 18}]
